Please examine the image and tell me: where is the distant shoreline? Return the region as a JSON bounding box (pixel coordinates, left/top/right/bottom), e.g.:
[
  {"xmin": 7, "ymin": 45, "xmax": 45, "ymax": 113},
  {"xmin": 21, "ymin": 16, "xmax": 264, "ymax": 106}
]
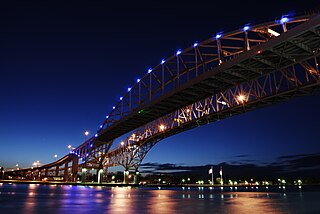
[{"xmin": 1, "ymin": 179, "xmax": 320, "ymax": 189}]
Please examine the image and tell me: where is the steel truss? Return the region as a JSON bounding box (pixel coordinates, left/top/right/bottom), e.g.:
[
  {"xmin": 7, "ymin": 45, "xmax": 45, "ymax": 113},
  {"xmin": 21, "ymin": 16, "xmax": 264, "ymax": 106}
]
[{"xmin": 106, "ymin": 56, "xmax": 320, "ymax": 171}]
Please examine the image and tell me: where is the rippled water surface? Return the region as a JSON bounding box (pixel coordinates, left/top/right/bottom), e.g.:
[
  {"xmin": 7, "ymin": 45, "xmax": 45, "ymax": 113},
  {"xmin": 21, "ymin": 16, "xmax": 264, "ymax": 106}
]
[{"xmin": 0, "ymin": 183, "xmax": 319, "ymax": 213}]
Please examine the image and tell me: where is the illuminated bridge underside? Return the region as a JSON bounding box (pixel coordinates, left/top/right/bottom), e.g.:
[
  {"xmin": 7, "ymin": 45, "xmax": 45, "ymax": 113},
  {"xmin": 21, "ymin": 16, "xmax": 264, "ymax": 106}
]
[{"xmin": 106, "ymin": 56, "xmax": 320, "ymax": 170}]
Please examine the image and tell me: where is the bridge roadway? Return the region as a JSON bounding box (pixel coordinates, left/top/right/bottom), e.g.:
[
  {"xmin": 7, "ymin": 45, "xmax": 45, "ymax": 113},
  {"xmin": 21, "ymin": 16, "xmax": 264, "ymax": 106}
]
[
  {"xmin": 4, "ymin": 13, "xmax": 320, "ymax": 183},
  {"xmin": 96, "ymin": 14, "xmax": 320, "ymax": 144}
]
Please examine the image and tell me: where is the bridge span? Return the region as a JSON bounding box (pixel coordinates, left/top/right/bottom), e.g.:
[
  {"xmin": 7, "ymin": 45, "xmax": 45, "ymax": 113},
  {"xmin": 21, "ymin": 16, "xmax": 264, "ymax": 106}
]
[{"xmin": 4, "ymin": 13, "xmax": 320, "ymax": 183}]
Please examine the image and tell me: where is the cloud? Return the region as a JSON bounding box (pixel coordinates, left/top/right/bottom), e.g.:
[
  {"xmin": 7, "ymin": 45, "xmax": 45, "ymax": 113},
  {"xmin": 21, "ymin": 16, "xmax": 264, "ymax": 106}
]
[
  {"xmin": 232, "ymin": 154, "xmax": 250, "ymax": 158},
  {"xmin": 139, "ymin": 153, "xmax": 320, "ymax": 179}
]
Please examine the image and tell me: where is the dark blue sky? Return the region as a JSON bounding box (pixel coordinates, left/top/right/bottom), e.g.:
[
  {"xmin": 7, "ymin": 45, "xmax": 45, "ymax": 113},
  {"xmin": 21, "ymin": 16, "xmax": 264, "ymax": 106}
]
[{"xmin": 1, "ymin": 1, "xmax": 320, "ymax": 170}]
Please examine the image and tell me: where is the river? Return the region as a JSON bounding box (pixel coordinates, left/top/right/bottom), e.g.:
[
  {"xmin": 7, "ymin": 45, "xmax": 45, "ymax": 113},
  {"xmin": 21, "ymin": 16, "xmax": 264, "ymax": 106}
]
[{"xmin": 0, "ymin": 183, "xmax": 319, "ymax": 213}]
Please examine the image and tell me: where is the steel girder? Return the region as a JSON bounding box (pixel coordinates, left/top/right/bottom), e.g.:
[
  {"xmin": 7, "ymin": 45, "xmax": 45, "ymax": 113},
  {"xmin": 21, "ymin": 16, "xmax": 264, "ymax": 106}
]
[{"xmin": 105, "ymin": 56, "xmax": 320, "ymax": 170}]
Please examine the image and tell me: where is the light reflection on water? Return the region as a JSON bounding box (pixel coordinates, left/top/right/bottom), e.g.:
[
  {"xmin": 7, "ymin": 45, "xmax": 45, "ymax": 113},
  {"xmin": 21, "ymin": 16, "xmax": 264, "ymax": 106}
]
[{"xmin": 0, "ymin": 184, "xmax": 320, "ymax": 214}]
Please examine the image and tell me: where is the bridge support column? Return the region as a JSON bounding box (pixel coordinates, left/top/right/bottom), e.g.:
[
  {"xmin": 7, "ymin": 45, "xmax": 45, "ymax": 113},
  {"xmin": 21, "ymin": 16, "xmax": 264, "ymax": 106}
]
[
  {"xmin": 81, "ymin": 168, "xmax": 87, "ymax": 183},
  {"xmin": 55, "ymin": 165, "xmax": 59, "ymax": 176},
  {"xmin": 64, "ymin": 162, "xmax": 68, "ymax": 181},
  {"xmin": 71, "ymin": 157, "xmax": 79, "ymax": 182}
]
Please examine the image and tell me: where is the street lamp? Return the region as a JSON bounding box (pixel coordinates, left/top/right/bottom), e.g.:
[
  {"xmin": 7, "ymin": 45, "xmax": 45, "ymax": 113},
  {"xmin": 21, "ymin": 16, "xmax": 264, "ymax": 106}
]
[
  {"xmin": 84, "ymin": 131, "xmax": 89, "ymax": 136},
  {"xmin": 54, "ymin": 154, "xmax": 58, "ymax": 161},
  {"xmin": 16, "ymin": 164, "xmax": 19, "ymax": 170}
]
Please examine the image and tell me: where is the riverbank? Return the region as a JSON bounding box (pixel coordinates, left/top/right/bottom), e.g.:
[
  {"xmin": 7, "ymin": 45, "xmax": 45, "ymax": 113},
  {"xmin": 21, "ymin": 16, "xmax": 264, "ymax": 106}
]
[{"xmin": 1, "ymin": 179, "xmax": 319, "ymax": 189}]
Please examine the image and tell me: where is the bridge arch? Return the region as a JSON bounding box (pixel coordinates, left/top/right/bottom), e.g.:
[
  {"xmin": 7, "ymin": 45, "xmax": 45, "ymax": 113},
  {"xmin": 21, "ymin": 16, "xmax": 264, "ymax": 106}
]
[{"xmin": 5, "ymin": 13, "xmax": 320, "ymax": 183}]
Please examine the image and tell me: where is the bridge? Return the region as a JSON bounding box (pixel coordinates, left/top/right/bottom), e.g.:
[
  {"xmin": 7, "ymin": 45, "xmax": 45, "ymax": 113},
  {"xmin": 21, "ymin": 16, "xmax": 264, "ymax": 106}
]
[{"xmin": 4, "ymin": 13, "xmax": 320, "ymax": 184}]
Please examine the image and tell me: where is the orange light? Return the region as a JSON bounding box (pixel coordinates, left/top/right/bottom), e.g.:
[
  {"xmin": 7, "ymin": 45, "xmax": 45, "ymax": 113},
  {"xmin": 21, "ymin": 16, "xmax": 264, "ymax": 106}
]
[
  {"xmin": 237, "ymin": 94, "xmax": 246, "ymax": 103},
  {"xmin": 159, "ymin": 124, "xmax": 165, "ymax": 131}
]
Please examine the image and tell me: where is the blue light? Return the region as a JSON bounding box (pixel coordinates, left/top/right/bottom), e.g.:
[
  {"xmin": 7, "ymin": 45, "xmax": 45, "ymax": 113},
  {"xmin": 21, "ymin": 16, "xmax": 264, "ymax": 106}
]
[
  {"xmin": 95, "ymin": 133, "xmax": 98, "ymax": 137},
  {"xmin": 86, "ymin": 153, "xmax": 89, "ymax": 157},
  {"xmin": 90, "ymin": 144, "xmax": 93, "ymax": 147},
  {"xmin": 112, "ymin": 106, "xmax": 115, "ymax": 109},
  {"xmin": 216, "ymin": 33, "xmax": 222, "ymax": 39},
  {"xmin": 280, "ymin": 16, "xmax": 289, "ymax": 24},
  {"xmin": 120, "ymin": 96, "xmax": 123, "ymax": 100},
  {"xmin": 127, "ymin": 87, "xmax": 131, "ymax": 92},
  {"xmin": 100, "ymin": 125, "xmax": 103, "ymax": 128},
  {"xmin": 176, "ymin": 49, "xmax": 182, "ymax": 56},
  {"xmin": 137, "ymin": 78, "xmax": 140, "ymax": 83},
  {"xmin": 193, "ymin": 42, "xmax": 198, "ymax": 47},
  {"xmin": 243, "ymin": 25, "xmax": 250, "ymax": 31},
  {"xmin": 161, "ymin": 59, "xmax": 165, "ymax": 64},
  {"xmin": 106, "ymin": 115, "xmax": 109, "ymax": 119},
  {"xmin": 148, "ymin": 68, "xmax": 152, "ymax": 73}
]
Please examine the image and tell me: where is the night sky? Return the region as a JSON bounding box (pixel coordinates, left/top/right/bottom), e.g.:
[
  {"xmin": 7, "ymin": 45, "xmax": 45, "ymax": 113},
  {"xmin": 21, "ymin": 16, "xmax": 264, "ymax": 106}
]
[{"xmin": 1, "ymin": 1, "xmax": 320, "ymax": 171}]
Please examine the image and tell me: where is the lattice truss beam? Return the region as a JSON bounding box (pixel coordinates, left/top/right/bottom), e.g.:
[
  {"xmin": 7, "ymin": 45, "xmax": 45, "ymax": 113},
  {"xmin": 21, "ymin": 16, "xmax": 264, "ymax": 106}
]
[
  {"xmin": 92, "ymin": 14, "xmax": 318, "ymax": 147},
  {"xmin": 105, "ymin": 56, "xmax": 320, "ymax": 170},
  {"xmin": 102, "ymin": 17, "xmax": 310, "ymax": 125}
]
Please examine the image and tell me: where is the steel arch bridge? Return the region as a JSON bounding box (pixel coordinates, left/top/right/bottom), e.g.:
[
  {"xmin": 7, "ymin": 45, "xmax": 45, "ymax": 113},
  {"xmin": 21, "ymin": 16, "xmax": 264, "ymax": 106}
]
[{"xmin": 4, "ymin": 13, "xmax": 320, "ymax": 183}]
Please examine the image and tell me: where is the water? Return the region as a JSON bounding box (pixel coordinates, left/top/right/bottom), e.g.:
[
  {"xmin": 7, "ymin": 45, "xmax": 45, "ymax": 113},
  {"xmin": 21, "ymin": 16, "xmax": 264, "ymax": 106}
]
[{"xmin": 0, "ymin": 183, "xmax": 320, "ymax": 214}]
